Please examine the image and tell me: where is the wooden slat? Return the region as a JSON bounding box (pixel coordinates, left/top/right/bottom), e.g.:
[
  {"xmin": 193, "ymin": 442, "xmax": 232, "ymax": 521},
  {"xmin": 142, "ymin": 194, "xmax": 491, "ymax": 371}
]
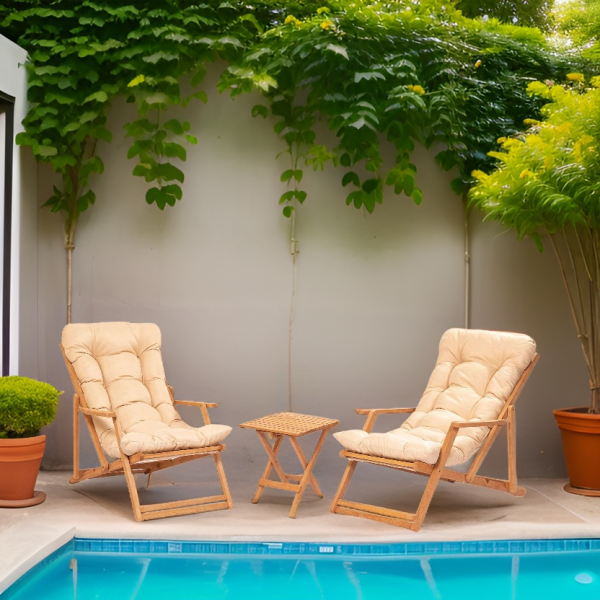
[
  {"xmin": 139, "ymin": 495, "xmax": 226, "ymax": 513},
  {"xmin": 355, "ymin": 407, "xmax": 417, "ymax": 415},
  {"xmin": 129, "ymin": 445, "xmax": 223, "ymax": 463},
  {"xmin": 141, "ymin": 501, "xmax": 230, "ymax": 521},
  {"xmin": 259, "ymin": 479, "xmax": 300, "ymax": 492},
  {"xmin": 251, "ymin": 434, "xmax": 285, "ymax": 504},
  {"xmin": 337, "ymin": 499, "xmax": 416, "ymax": 521},
  {"xmin": 341, "ymin": 450, "xmax": 417, "ymax": 470},
  {"xmin": 334, "ymin": 505, "xmax": 418, "ymax": 530},
  {"xmin": 288, "ymin": 437, "xmax": 323, "ymax": 497}
]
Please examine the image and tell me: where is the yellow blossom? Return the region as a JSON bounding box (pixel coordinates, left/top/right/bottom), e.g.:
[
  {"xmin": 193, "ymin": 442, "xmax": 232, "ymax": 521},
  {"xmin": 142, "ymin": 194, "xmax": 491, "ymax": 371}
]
[
  {"xmin": 320, "ymin": 19, "xmax": 333, "ymax": 29},
  {"xmin": 284, "ymin": 15, "xmax": 298, "ymax": 24},
  {"xmin": 519, "ymin": 169, "xmax": 535, "ymax": 179},
  {"xmin": 591, "ymin": 76, "xmax": 600, "ymax": 88},
  {"xmin": 523, "ymin": 118, "xmax": 539, "ymax": 126},
  {"xmin": 503, "ymin": 138, "xmax": 523, "ymax": 149},
  {"xmin": 474, "ymin": 59, "xmax": 482, "ymax": 68},
  {"xmin": 567, "ymin": 73, "xmax": 585, "ymax": 83},
  {"xmin": 497, "ymin": 136, "xmax": 506, "ymax": 144},
  {"xmin": 407, "ymin": 84, "xmax": 425, "ymax": 95},
  {"xmin": 471, "ymin": 170, "xmax": 489, "ymax": 181}
]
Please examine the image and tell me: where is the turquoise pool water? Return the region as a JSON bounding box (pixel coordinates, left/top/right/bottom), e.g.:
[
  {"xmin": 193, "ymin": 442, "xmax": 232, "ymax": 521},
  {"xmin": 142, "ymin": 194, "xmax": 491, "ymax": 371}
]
[{"xmin": 4, "ymin": 539, "xmax": 600, "ymax": 599}]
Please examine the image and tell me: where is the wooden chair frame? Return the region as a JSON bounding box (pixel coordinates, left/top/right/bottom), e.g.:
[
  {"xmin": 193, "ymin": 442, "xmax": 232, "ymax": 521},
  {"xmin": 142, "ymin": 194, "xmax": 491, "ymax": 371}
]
[
  {"xmin": 330, "ymin": 354, "xmax": 538, "ymax": 532},
  {"xmin": 62, "ymin": 345, "xmax": 233, "ymax": 522}
]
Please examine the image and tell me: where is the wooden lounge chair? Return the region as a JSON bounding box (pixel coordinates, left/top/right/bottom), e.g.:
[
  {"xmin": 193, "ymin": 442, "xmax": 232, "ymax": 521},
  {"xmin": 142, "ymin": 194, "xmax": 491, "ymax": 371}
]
[
  {"xmin": 330, "ymin": 328, "xmax": 538, "ymax": 531},
  {"xmin": 61, "ymin": 322, "xmax": 233, "ymax": 522}
]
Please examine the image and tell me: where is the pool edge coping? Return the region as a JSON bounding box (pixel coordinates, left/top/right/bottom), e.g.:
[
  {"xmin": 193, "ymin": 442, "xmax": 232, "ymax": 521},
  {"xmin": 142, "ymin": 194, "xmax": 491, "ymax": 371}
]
[{"xmin": 0, "ymin": 527, "xmax": 75, "ymax": 595}]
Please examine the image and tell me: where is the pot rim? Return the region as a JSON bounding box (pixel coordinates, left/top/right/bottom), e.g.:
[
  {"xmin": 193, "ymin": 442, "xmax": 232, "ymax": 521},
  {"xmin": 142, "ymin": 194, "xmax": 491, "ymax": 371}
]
[{"xmin": 0, "ymin": 434, "xmax": 46, "ymax": 446}]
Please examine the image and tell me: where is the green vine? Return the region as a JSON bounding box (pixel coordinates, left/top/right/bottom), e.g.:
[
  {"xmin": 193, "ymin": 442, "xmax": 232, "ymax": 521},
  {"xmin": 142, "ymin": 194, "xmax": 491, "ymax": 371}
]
[{"xmin": 0, "ymin": 0, "xmax": 593, "ymax": 232}]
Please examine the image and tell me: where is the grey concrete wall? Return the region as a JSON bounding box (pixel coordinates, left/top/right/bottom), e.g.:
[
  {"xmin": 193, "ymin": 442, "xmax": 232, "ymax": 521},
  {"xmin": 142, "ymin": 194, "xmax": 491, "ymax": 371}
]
[{"xmin": 34, "ymin": 64, "xmax": 584, "ymax": 480}]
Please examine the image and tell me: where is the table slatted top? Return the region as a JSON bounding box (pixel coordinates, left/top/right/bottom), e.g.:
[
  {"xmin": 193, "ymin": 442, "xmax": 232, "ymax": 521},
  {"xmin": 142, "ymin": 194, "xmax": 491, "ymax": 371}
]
[{"xmin": 240, "ymin": 412, "xmax": 339, "ymax": 437}]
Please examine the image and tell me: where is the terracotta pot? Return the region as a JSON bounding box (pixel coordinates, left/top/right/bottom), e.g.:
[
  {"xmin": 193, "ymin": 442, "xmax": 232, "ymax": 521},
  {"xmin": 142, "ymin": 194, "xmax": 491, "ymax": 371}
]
[
  {"xmin": 0, "ymin": 434, "xmax": 46, "ymax": 506},
  {"xmin": 554, "ymin": 407, "xmax": 600, "ymax": 495}
]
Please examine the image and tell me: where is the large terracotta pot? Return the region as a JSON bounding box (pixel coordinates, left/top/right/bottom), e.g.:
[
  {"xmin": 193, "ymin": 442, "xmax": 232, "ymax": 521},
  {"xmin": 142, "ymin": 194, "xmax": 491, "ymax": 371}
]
[
  {"xmin": 0, "ymin": 434, "xmax": 47, "ymax": 507},
  {"xmin": 554, "ymin": 407, "xmax": 600, "ymax": 496}
]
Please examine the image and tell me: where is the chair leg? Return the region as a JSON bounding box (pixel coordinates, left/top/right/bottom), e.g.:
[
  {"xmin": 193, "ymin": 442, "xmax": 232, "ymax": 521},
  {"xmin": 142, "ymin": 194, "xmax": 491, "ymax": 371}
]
[
  {"xmin": 122, "ymin": 456, "xmax": 144, "ymax": 522},
  {"xmin": 330, "ymin": 459, "xmax": 358, "ymax": 513},
  {"xmin": 214, "ymin": 453, "xmax": 233, "ymax": 509},
  {"xmin": 72, "ymin": 394, "xmax": 80, "ymax": 482}
]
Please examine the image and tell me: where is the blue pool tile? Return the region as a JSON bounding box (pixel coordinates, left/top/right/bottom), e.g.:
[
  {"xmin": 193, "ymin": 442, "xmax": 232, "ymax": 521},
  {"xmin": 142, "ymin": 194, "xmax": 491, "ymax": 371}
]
[{"xmin": 71, "ymin": 537, "xmax": 600, "ymax": 558}]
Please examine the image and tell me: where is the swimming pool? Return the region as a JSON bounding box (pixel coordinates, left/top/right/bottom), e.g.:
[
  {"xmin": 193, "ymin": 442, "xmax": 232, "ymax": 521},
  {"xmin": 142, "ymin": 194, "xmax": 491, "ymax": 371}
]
[{"xmin": 3, "ymin": 538, "xmax": 600, "ymax": 599}]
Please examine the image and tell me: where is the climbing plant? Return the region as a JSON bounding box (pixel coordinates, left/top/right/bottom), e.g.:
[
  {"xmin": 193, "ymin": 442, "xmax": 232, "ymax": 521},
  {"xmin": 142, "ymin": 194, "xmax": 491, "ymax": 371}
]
[{"xmin": 0, "ymin": 0, "xmax": 592, "ymax": 320}]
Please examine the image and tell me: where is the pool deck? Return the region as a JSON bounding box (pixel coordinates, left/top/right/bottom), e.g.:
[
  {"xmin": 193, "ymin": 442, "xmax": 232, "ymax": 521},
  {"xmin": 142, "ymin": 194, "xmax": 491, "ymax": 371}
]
[{"xmin": 2, "ymin": 468, "xmax": 600, "ymax": 593}]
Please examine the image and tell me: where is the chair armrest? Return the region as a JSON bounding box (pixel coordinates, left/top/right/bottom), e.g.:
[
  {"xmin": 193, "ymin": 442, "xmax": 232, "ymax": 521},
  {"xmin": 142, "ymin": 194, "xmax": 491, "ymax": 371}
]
[
  {"xmin": 173, "ymin": 400, "xmax": 217, "ymax": 425},
  {"xmin": 357, "ymin": 407, "xmax": 416, "ymax": 433},
  {"xmin": 450, "ymin": 419, "xmax": 506, "ymax": 429},
  {"xmin": 356, "ymin": 407, "xmax": 416, "ymax": 415},
  {"xmin": 79, "ymin": 407, "xmax": 116, "ymax": 419},
  {"xmin": 174, "ymin": 400, "xmax": 219, "ymax": 408}
]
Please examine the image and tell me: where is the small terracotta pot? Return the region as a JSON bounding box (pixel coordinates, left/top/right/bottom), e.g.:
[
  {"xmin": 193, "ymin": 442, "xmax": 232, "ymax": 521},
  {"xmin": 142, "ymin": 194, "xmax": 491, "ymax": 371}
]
[
  {"xmin": 554, "ymin": 407, "xmax": 600, "ymax": 495},
  {"xmin": 0, "ymin": 434, "xmax": 46, "ymax": 506}
]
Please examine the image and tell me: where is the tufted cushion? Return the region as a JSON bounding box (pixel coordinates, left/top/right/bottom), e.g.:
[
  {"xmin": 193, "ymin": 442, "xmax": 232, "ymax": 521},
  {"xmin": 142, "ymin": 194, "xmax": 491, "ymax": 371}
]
[
  {"xmin": 334, "ymin": 328, "xmax": 536, "ymax": 466},
  {"xmin": 62, "ymin": 322, "xmax": 231, "ymax": 458}
]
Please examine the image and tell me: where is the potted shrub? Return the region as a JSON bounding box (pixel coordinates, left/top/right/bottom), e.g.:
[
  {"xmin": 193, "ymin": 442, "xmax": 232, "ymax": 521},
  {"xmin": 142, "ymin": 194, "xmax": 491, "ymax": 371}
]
[
  {"xmin": 0, "ymin": 376, "xmax": 60, "ymax": 507},
  {"xmin": 470, "ymin": 74, "xmax": 600, "ymax": 495}
]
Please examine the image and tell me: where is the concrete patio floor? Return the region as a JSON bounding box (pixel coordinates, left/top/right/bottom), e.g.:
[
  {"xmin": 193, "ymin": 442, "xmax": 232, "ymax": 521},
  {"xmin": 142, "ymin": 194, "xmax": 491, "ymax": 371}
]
[{"xmin": 2, "ymin": 460, "xmax": 600, "ymax": 594}]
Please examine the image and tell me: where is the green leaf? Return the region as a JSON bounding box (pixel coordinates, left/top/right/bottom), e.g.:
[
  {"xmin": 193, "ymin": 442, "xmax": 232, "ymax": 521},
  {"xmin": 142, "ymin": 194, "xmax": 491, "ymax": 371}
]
[
  {"xmin": 164, "ymin": 119, "xmax": 185, "ymax": 135},
  {"xmin": 294, "ymin": 191, "xmax": 307, "ymax": 203},
  {"xmin": 362, "ymin": 178, "xmax": 379, "ymax": 194},
  {"xmin": 83, "ymin": 91, "xmax": 108, "ymax": 104},
  {"xmin": 37, "ymin": 145, "xmax": 58, "ymax": 157},
  {"xmin": 157, "ymin": 163, "xmax": 184, "ymax": 183},
  {"xmin": 252, "ymin": 105, "xmax": 269, "ymax": 119},
  {"xmin": 164, "ymin": 143, "xmax": 187, "ymax": 161},
  {"xmin": 280, "ymin": 170, "xmax": 294, "ymax": 182},
  {"xmin": 279, "ymin": 191, "xmax": 294, "ymax": 204},
  {"xmin": 326, "ymin": 44, "xmax": 349, "ymax": 60},
  {"xmin": 218, "ymin": 36, "xmax": 243, "ymax": 47},
  {"xmin": 282, "ymin": 206, "xmax": 294, "ymax": 218},
  {"xmin": 292, "ymin": 170, "xmax": 303, "ymax": 183},
  {"xmin": 411, "ymin": 188, "xmax": 423, "ymax": 205},
  {"xmin": 342, "ymin": 172, "xmax": 360, "ymax": 187}
]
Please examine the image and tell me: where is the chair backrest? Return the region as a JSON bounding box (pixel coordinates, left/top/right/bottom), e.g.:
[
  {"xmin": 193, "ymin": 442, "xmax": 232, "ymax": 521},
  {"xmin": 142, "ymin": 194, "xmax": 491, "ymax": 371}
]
[
  {"xmin": 62, "ymin": 322, "xmax": 183, "ymax": 455},
  {"xmin": 399, "ymin": 328, "xmax": 536, "ymax": 437}
]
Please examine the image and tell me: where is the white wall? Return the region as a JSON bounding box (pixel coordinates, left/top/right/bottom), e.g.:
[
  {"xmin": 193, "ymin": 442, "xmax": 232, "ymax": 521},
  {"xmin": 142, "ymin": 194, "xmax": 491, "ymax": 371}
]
[
  {"xmin": 35, "ymin": 64, "xmax": 582, "ymax": 479},
  {"xmin": 0, "ymin": 35, "xmax": 38, "ymax": 378}
]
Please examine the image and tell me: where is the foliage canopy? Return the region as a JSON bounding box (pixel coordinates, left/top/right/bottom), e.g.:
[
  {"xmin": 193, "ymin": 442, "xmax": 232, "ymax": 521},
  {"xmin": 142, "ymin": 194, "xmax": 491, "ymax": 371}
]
[
  {"xmin": 470, "ymin": 76, "xmax": 600, "ymax": 412},
  {"xmin": 0, "ymin": 0, "xmax": 590, "ymax": 234}
]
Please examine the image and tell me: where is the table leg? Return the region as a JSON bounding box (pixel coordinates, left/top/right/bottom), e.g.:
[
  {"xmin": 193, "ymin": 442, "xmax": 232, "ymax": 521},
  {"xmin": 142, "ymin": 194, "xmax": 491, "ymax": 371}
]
[
  {"xmin": 288, "ymin": 437, "xmax": 323, "ymax": 498},
  {"xmin": 252, "ymin": 432, "xmax": 286, "ymax": 504},
  {"xmin": 289, "ymin": 429, "xmax": 329, "ymax": 519}
]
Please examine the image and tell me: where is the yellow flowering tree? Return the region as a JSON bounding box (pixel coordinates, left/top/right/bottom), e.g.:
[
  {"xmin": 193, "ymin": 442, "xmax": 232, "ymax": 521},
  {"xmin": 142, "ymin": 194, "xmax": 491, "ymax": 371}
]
[{"xmin": 470, "ymin": 75, "xmax": 600, "ymax": 413}]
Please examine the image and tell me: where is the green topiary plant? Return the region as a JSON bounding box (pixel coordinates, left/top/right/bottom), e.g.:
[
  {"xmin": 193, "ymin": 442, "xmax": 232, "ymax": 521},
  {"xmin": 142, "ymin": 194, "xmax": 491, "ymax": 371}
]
[{"xmin": 0, "ymin": 376, "xmax": 61, "ymax": 438}]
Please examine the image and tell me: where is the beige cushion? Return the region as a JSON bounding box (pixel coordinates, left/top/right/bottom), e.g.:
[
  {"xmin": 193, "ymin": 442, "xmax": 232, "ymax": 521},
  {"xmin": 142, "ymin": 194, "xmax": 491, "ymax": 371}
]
[
  {"xmin": 62, "ymin": 322, "xmax": 231, "ymax": 458},
  {"xmin": 334, "ymin": 328, "xmax": 536, "ymax": 466}
]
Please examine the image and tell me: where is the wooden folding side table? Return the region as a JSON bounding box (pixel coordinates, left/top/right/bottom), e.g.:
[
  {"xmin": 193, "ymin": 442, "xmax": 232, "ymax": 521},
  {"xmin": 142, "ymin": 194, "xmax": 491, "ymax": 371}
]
[{"xmin": 240, "ymin": 412, "xmax": 339, "ymax": 518}]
